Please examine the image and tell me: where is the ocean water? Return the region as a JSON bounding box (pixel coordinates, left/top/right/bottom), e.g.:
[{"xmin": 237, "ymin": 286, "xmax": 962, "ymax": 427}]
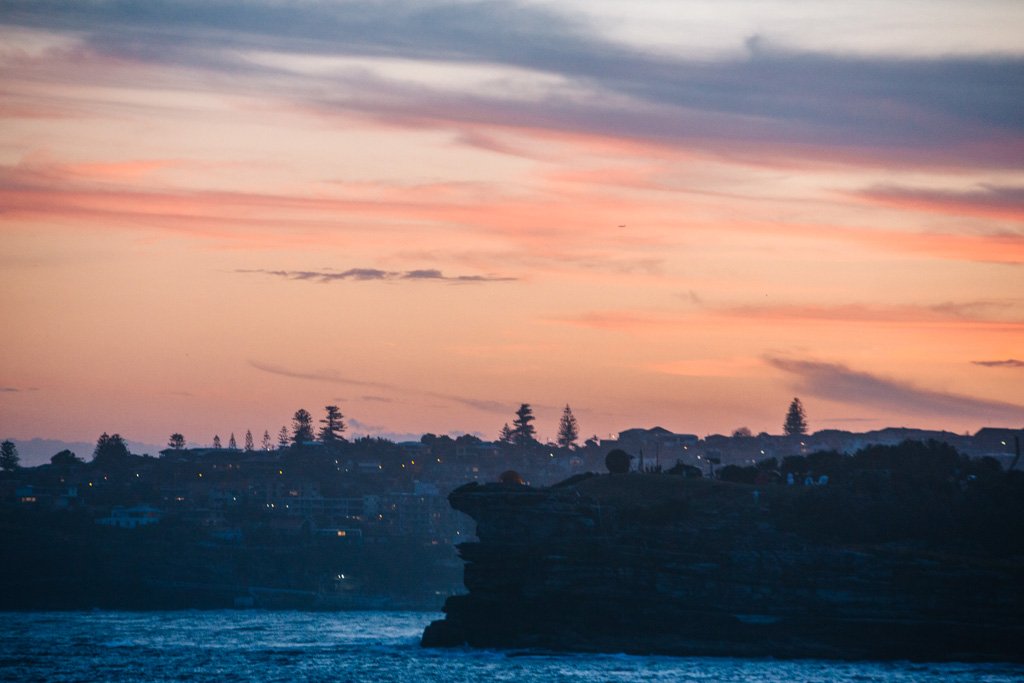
[{"xmin": 0, "ymin": 611, "xmax": 1020, "ymax": 682}]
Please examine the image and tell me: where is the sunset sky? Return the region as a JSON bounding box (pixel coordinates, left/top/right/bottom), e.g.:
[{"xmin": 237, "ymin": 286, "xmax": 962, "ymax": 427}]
[{"xmin": 2, "ymin": 1, "xmax": 1022, "ymax": 450}]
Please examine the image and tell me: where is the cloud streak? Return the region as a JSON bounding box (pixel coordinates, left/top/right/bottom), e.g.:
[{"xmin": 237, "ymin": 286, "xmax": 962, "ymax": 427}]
[
  {"xmin": 425, "ymin": 392, "xmax": 511, "ymax": 414},
  {"xmin": 720, "ymin": 300, "xmax": 1024, "ymax": 326},
  {"xmin": 247, "ymin": 360, "xmax": 391, "ymax": 389},
  {"xmin": 856, "ymin": 184, "xmax": 1024, "ymax": 222},
  {"xmin": 972, "ymin": 359, "xmax": 1024, "ymax": 368},
  {"xmin": 239, "ymin": 268, "xmax": 516, "ymax": 284},
  {"xmin": 767, "ymin": 357, "xmax": 1024, "ymax": 423}
]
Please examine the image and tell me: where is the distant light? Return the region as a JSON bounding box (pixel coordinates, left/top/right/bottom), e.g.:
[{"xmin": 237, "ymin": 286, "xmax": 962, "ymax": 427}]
[
  {"xmin": 1001, "ymin": 441, "xmax": 1007, "ymax": 446},
  {"xmin": 198, "ymin": 473, "xmax": 203, "ymax": 478},
  {"xmin": 337, "ymin": 530, "xmax": 346, "ymax": 537},
  {"xmin": 411, "ymin": 460, "xmax": 415, "ymax": 465},
  {"xmin": 278, "ymin": 470, "xmax": 283, "ymax": 475}
]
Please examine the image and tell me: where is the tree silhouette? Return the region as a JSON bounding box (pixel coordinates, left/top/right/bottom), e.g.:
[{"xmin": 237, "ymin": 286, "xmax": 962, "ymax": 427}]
[
  {"xmin": 512, "ymin": 404, "xmax": 537, "ymax": 448},
  {"xmin": 0, "ymin": 440, "xmax": 19, "ymax": 472},
  {"xmin": 277, "ymin": 426, "xmax": 289, "ymax": 449},
  {"xmin": 228, "ymin": 432, "xmax": 237, "ymax": 450},
  {"xmin": 167, "ymin": 433, "xmax": 185, "ymax": 450},
  {"xmin": 319, "ymin": 405, "xmax": 346, "ymax": 443},
  {"xmin": 262, "ymin": 430, "xmax": 272, "ymax": 451},
  {"xmin": 498, "ymin": 423, "xmax": 514, "ymax": 446},
  {"xmin": 244, "ymin": 430, "xmax": 254, "ymax": 452},
  {"xmin": 784, "ymin": 398, "xmax": 808, "ymax": 436},
  {"xmin": 292, "ymin": 409, "xmax": 314, "ymax": 444},
  {"xmin": 213, "ymin": 435, "xmax": 222, "ymax": 449},
  {"xmin": 732, "ymin": 426, "xmax": 752, "ymax": 438},
  {"xmin": 50, "ymin": 449, "xmax": 81, "ymax": 466},
  {"xmin": 93, "ymin": 433, "xmax": 129, "ymax": 466},
  {"xmin": 557, "ymin": 404, "xmax": 579, "ymax": 449},
  {"xmin": 605, "ymin": 448, "xmax": 631, "ymax": 474}
]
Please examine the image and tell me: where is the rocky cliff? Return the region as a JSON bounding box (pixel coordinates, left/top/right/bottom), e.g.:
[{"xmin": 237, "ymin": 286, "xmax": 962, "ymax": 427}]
[{"xmin": 422, "ymin": 472, "xmax": 1024, "ymax": 661}]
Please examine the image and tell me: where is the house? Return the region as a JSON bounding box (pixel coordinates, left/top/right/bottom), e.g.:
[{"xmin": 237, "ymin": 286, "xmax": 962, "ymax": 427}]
[{"xmin": 96, "ymin": 505, "xmax": 163, "ymax": 529}]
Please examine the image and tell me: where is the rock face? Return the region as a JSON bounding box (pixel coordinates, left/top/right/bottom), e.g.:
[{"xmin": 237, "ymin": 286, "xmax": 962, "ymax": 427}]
[{"xmin": 422, "ymin": 474, "xmax": 1024, "ymax": 661}]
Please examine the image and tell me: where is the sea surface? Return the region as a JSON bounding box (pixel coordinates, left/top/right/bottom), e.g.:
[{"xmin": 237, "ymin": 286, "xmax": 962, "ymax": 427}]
[{"xmin": 0, "ymin": 610, "xmax": 1021, "ymax": 682}]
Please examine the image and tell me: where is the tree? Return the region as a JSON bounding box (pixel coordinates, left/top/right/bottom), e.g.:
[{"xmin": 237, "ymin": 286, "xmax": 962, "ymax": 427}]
[
  {"xmin": 784, "ymin": 398, "xmax": 808, "ymax": 436},
  {"xmin": 167, "ymin": 433, "xmax": 186, "ymax": 450},
  {"xmin": 51, "ymin": 449, "xmax": 82, "ymax": 466},
  {"xmin": 732, "ymin": 426, "xmax": 753, "ymax": 438},
  {"xmin": 319, "ymin": 405, "xmax": 346, "ymax": 443},
  {"xmin": 605, "ymin": 448, "xmax": 631, "ymax": 474},
  {"xmin": 93, "ymin": 433, "xmax": 129, "ymax": 466},
  {"xmin": 292, "ymin": 409, "xmax": 314, "ymax": 444},
  {"xmin": 228, "ymin": 432, "xmax": 237, "ymax": 450},
  {"xmin": 262, "ymin": 430, "xmax": 272, "ymax": 451},
  {"xmin": 557, "ymin": 404, "xmax": 579, "ymax": 449},
  {"xmin": 277, "ymin": 426, "xmax": 289, "ymax": 449},
  {"xmin": 244, "ymin": 430, "xmax": 254, "ymax": 452},
  {"xmin": 0, "ymin": 440, "xmax": 19, "ymax": 472},
  {"xmin": 213, "ymin": 435, "xmax": 222, "ymax": 449},
  {"xmin": 511, "ymin": 404, "xmax": 537, "ymax": 448},
  {"xmin": 498, "ymin": 423, "xmax": 514, "ymax": 446}
]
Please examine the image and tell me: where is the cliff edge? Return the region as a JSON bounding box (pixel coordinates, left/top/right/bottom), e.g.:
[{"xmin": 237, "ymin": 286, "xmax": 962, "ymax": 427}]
[{"xmin": 422, "ymin": 467, "xmax": 1024, "ymax": 661}]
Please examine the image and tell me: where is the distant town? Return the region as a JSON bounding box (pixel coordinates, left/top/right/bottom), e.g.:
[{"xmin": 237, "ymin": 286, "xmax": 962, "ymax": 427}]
[{"xmin": 1, "ymin": 401, "xmax": 1021, "ymax": 610}]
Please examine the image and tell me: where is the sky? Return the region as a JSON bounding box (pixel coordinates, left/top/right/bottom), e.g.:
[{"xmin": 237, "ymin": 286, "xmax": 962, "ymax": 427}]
[{"xmin": 1, "ymin": 0, "xmax": 1023, "ymax": 450}]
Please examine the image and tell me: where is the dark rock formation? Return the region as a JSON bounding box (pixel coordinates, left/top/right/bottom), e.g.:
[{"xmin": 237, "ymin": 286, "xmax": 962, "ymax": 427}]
[{"xmin": 422, "ymin": 474, "xmax": 1024, "ymax": 661}]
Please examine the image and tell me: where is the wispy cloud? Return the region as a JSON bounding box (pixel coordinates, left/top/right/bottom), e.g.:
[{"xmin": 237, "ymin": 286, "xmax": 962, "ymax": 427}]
[
  {"xmin": 425, "ymin": 392, "xmax": 511, "ymax": 414},
  {"xmin": 767, "ymin": 356, "xmax": 1024, "ymax": 422},
  {"xmin": 972, "ymin": 359, "xmax": 1024, "ymax": 368},
  {"xmin": 3, "ymin": 2, "xmax": 1022, "ymax": 170},
  {"xmin": 247, "ymin": 360, "xmax": 391, "ymax": 389},
  {"xmin": 720, "ymin": 300, "xmax": 1024, "ymax": 326},
  {"xmin": 856, "ymin": 184, "xmax": 1024, "ymax": 221},
  {"xmin": 238, "ymin": 267, "xmax": 516, "ymax": 284}
]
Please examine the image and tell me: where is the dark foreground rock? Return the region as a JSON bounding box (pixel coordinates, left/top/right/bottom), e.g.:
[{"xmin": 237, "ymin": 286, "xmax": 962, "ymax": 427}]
[{"xmin": 422, "ymin": 472, "xmax": 1024, "ymax": 661}]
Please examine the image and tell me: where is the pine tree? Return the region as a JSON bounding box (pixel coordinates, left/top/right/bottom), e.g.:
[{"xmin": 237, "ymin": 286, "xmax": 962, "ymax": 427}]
[
  {"xmin": 557, "ymin": 404, "xmax": 579, "ymax": 449},
  {"xmin": 319, "ymin": 405, "xmax": 346, "ymax": 443},
  {"xmin": 93, "ymin": 433, "xmax": 129, "ymax": 466},
  {"xmin": 167, "ymin": 433, "xmax": 185, "ymax": 450},
  {"xmin": 291, "ymin": 409, "xmax": 314, "ymax": 444},
  {"xmin": 0, "ymin": 440, "xmax": 19, "ymax": 472},
  {"xmin": 277, "ymin": 426, "xmax": 290, "ymax": 449},
  {"xmin": 498, "ymin": 423, "xmax": 514, "ymax": 445},
  {"xmin": 783, "ymin": 398, "xmax": 808, "ymax": 436},
  {"xmin": 228, "ymin": 432, "xmax": 237, "ymax": 450},
  {"xmin": 213, "ymin": 434, "xmax": 222, "ymax": 449},
  {"xmin": 512, "ymin": 404, "xmax": 537, "ymax": 448},
  {"xmin": 244, "ymin": 430, "xmax": 254, "ymax": 452},
  {"xmin": 262, "ymin": 430, "xmax": 272, "ymax": 451}
]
